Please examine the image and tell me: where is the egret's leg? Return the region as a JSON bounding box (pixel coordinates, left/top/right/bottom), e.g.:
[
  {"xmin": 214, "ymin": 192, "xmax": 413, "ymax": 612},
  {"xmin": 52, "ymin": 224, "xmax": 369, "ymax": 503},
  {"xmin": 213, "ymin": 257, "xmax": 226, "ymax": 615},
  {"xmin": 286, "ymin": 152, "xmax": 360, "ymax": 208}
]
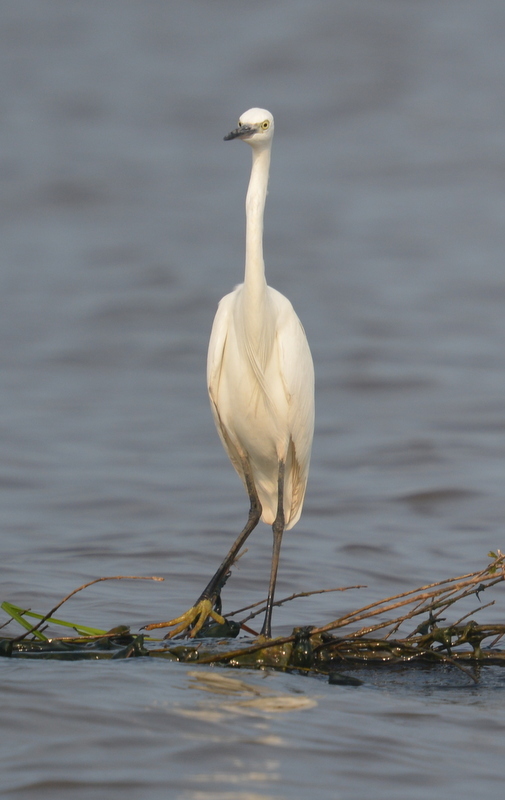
[
  {"xmin": 260, "ymin": 461, "xmax": 285, "ymax": 639},
  {"xmin": 197, "ymin": 470, "xmax": 262, "ymax": 606},
  {"xmin": 145, "ymin": 462, "xmax": 262, "ymax": 638}
]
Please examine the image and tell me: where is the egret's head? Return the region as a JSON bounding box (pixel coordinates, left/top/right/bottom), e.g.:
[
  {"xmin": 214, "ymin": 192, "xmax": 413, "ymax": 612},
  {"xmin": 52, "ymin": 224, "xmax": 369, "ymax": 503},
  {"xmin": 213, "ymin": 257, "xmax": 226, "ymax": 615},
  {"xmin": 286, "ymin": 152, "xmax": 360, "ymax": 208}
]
[{"xmin": 224, "ymin": 108, "xmax": 274, "ymax": 147}]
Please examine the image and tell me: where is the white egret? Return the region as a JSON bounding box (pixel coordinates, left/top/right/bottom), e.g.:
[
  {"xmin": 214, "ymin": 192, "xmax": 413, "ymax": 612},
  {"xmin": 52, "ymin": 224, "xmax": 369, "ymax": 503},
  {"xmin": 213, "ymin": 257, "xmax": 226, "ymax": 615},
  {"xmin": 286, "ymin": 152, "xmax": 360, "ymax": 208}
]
[{"xmin": 148, "ymin": 108, "xmax": 314, "ymax": 639}]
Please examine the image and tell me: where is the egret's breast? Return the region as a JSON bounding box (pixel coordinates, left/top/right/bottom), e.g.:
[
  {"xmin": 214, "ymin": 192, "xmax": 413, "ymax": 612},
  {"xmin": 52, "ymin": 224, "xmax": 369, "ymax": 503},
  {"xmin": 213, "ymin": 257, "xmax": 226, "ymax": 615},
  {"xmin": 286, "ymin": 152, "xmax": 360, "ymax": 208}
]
[{"xmin": 216, "ymin": 318, "xmax": 289, "ymax": 463}]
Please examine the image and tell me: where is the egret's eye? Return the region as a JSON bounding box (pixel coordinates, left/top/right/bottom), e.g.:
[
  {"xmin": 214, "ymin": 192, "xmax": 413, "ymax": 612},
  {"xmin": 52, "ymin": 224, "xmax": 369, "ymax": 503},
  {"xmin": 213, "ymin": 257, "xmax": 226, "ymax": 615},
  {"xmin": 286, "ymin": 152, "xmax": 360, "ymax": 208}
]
[
  {"xmin": 238, "ymin": 121, "xmax": 242, "ymax": 126},
  {"xmin": 261, "ymin": 120, "xmax": 270, "ymax": 130}
]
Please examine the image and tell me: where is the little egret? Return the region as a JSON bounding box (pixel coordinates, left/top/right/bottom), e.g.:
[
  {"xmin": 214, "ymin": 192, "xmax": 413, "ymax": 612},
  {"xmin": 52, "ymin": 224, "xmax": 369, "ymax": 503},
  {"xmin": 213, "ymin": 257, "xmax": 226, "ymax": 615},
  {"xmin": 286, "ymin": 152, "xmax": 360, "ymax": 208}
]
[{"xmin": 147, "ymin": 108, "xmax": 314, "ymax": 639}]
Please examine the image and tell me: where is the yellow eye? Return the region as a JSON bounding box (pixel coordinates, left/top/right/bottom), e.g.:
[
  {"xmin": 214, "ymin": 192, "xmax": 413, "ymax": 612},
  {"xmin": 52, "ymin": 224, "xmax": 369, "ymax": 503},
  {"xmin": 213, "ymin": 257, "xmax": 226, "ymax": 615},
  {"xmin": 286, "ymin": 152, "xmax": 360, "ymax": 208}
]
[{"xmin": 261, "ymin": 120, "xmax": 270, "ymax": 130}]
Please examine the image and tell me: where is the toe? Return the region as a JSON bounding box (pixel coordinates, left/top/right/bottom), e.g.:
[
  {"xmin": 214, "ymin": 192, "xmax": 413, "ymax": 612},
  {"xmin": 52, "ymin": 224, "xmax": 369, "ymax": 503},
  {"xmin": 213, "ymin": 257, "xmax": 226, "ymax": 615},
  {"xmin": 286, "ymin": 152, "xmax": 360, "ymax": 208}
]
[{"xmin": 144, "ymin": 600, "xmax": 225, "ymax": 638}]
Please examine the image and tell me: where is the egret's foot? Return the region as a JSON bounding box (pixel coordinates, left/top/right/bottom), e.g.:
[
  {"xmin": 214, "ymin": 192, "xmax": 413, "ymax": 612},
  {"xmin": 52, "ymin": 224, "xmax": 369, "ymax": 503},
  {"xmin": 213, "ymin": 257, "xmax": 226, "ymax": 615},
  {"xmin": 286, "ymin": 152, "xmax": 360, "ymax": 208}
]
[{"xmin": 143, "ymin": 599, "xmax": 225, "ymax": 639}]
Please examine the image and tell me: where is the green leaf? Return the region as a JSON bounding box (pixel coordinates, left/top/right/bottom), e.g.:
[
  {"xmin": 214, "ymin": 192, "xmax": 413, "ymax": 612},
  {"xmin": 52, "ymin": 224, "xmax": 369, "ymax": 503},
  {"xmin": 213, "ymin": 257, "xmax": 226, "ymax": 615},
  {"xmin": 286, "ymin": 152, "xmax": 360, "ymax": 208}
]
[
  {"xmin": 1, "ymin": 602, "xmax": 107, "ymax": 637},
  {"xmin": 1, "ymin": 602, "xmax": 48, "ymax": 640}
]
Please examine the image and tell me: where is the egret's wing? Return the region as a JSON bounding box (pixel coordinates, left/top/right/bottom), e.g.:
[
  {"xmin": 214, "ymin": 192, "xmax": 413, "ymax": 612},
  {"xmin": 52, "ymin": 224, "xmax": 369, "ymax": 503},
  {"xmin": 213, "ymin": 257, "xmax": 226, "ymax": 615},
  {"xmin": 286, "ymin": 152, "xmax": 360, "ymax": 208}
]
[
  {"xmin": 272, "ymin": 290, "xmax": 315, "ymax": 524},
  {"xmin": 207, "ymin": 290, "xmax": 236, "ymax": 399},
  {"xmin": 274, "ymin": 292, "xmax": 315, "ymax": 466},
  {"xmin": 206, "ymin": 288, "xmax": 248, "ymax": 483}
]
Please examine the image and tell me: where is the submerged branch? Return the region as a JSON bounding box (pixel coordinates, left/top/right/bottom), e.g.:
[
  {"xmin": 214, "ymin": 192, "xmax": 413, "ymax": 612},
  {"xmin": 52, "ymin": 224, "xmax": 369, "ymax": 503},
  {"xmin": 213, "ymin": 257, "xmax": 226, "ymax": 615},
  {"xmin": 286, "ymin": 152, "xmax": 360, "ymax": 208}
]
[{"xmin": 1, "ymin": 554, "xmax": 505, "ymax": 682}]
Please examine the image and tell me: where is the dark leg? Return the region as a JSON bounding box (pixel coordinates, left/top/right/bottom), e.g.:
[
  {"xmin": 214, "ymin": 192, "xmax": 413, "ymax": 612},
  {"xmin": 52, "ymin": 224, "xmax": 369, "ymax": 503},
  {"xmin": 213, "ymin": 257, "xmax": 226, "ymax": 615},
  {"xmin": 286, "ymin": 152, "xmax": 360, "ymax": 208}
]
[
  {"xmin": 197, "ymin": 467, "xmax": 262, "ymax": 605},
  {"xmin": 144, "ymin": 459, "xmax": 263, "ymax": 637},
  {"xmin": 260, "ymin": 461, "xmax": 285, "ymax": 638}
]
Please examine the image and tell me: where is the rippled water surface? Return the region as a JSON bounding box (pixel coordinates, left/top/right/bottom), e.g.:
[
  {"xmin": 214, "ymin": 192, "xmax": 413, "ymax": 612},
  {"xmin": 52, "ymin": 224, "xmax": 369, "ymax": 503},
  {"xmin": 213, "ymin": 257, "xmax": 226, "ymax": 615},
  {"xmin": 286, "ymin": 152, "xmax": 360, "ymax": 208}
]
[{"xmin": 2, "ymin": 2, "xmax": 505, "ymax": 798}]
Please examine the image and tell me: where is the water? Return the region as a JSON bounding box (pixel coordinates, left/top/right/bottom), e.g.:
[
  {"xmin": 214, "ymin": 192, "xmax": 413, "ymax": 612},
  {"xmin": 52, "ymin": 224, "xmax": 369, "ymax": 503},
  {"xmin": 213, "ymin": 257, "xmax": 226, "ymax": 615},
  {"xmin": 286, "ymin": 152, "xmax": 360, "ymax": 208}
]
[{"xmin": 1, "ymin": 0, "xmax": 505, "ymax": 797}]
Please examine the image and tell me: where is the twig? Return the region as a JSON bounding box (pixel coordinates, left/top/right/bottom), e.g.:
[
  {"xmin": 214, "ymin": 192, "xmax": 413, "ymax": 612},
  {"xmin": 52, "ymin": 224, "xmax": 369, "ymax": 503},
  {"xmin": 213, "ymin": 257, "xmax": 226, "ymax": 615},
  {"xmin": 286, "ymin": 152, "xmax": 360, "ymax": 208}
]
[
  {"xmin": 195, "ymin": 556, "xmax": 505, "ymax": 668},
  {"xmin": 488, "ymin": 630, "xmax": 505, "ymax": 649},
  {"xmin": 450, "ymin": 600, "xmax": 495, "ymax": 629},
  {"xmin": 310, "ymin": 561, "xmax": 505, "ymax": 637},
  {"xmin": 230, "ymin": 584, "xmax": 365, "ymax": 622},
  {"xmin": 11, "ymin": 575, "xmax": 164, "ymax": 643}
]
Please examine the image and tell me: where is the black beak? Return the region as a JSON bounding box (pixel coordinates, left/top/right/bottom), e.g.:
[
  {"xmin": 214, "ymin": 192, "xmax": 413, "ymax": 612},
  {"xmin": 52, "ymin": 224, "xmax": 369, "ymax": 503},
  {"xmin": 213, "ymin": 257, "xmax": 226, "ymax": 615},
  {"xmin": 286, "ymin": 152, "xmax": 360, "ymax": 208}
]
[{"xmin": 224, "ymin": 125, "xmax": 255, "ymax": 141}]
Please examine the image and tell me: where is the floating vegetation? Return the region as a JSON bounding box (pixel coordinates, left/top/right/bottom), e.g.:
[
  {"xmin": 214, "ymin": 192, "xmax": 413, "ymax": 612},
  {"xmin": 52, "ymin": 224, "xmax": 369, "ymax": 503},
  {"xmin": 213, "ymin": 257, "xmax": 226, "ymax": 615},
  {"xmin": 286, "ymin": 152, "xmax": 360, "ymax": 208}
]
[{"xmin": 1, "ymin": 554, "xmax": 505, "ymax": 684}]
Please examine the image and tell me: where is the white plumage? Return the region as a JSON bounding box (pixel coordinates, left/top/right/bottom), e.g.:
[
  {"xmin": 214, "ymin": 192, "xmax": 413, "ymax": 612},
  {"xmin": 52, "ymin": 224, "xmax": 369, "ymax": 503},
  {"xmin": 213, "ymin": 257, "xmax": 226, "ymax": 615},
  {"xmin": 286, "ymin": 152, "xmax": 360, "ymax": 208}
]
[
  {"xmin": 208, "ymin": 282, "xmax": 313, "ymax": 528},
  {"xmin": 146, "ymin": 108, "xmax": 314, "ymax": 639},
  {"xmin": 208, "ymin": 108, "xmax": 314, "ymax": 533}
]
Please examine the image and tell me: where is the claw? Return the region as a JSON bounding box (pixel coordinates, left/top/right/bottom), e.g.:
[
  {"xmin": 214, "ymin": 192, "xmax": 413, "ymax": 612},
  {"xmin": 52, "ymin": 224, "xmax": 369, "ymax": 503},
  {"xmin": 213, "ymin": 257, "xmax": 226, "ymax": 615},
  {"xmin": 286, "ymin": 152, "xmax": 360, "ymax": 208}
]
[{"xmin": 144, "ymin": 599, "xmax": 225, "ymax": 638}]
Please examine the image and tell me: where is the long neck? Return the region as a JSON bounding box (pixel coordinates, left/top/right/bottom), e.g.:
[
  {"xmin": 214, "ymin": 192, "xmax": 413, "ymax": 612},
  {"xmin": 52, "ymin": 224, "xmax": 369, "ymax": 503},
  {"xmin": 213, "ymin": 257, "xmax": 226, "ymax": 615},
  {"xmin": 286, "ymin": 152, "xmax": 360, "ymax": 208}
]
[{"xmin": 244, "ymin": 145, "xmax": 271, "ymax": 294}]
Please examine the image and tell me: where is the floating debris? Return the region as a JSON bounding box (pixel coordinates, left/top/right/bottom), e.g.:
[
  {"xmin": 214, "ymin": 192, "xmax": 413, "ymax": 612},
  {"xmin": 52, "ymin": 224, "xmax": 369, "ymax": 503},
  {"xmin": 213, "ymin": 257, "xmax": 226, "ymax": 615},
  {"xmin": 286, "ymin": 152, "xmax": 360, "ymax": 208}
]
[{"xmin": 2, "ymin": 553, "xmax": 505, "ymax": 686}]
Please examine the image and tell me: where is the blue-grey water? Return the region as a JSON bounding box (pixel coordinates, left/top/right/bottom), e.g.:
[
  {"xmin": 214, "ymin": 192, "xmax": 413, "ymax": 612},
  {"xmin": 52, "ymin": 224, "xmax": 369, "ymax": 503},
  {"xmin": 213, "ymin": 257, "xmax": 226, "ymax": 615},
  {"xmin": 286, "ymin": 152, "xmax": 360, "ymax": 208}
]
[{"xmin": 2, "ymin": 1, "xmax": 505, "ymax": 798}]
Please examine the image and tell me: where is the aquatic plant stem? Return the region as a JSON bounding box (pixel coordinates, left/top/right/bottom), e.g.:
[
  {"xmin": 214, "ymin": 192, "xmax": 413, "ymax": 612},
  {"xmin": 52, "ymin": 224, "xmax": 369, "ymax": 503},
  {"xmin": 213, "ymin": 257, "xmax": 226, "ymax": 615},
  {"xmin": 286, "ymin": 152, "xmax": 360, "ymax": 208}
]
[{"xmin": 11, "ymin": 575, "xmax": 164, "ymax": 643}]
